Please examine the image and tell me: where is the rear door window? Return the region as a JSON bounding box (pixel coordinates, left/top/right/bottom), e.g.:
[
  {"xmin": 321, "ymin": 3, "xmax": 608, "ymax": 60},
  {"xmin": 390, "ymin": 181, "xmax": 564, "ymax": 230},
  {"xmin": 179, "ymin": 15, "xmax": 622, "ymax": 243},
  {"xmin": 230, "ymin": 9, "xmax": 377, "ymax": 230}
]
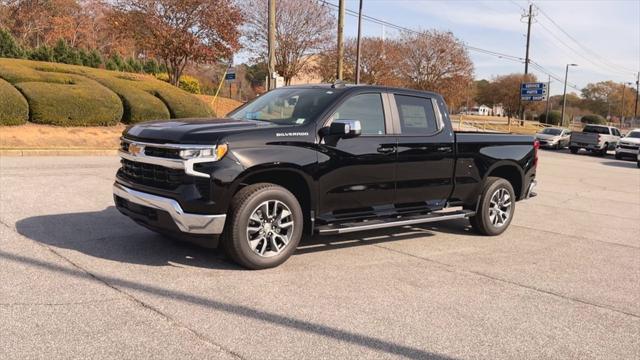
[{"xmin": 394, "ymin": 95, "xmax": 439, "ymax": 135}]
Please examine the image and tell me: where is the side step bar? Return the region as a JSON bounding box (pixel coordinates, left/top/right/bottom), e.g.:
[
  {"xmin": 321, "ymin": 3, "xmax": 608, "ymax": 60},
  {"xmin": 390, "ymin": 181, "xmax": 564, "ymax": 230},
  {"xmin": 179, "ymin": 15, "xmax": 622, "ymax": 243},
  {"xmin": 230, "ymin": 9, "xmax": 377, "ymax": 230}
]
[{"xmin": 315, "ymin": 210, "xmax": 475, "ymax": 235}]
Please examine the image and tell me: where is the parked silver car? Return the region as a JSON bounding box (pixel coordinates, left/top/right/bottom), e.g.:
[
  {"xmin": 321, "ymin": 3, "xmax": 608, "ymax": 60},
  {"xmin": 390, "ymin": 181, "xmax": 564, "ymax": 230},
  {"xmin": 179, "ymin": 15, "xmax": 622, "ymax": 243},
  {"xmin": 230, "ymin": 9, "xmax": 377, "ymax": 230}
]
[
  {"xmin": 615, "ymin": 129, "xmax": 640, "ymax": 160},
  {"xmin": 535, "ymin": 127, "xmax": 571, "ymax": 149}
]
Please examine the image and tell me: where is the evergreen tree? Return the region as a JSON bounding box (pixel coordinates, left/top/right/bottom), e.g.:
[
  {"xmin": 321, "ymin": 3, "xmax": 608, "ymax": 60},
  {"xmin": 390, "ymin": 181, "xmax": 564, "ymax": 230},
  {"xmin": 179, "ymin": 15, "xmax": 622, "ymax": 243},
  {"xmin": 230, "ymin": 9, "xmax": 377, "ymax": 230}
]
[{"xmin": 0, "ymin": 28, "xmax": 24, "ymax": 58}]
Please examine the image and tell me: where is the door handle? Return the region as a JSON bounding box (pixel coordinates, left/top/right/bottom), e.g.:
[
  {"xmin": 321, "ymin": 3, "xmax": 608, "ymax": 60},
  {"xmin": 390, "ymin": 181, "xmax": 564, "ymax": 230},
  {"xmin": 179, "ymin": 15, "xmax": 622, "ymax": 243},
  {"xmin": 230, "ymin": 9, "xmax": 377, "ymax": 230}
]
[
  {"xmin": 436, "ymin": 146, "xmax": 453, "ymax": 152},
  {"xmin": 377, "ymin": 146, "xmax": 396, "ymax": 154}
]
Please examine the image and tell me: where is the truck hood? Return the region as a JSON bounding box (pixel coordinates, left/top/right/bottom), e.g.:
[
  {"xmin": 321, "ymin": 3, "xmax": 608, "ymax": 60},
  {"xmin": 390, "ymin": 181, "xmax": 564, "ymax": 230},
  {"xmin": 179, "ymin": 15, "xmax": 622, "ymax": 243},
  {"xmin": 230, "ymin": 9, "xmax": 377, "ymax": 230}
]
[
  {"xmin": 619, "ymin": 137, "xmax": 640, "ymax": 145},
  {"xmin": 535, "ymin": 133, "xmax": 560, "ymax": 141},
  {"xmin": 124, "ymin": 118, "xmax": 276, "ymax": 144}
]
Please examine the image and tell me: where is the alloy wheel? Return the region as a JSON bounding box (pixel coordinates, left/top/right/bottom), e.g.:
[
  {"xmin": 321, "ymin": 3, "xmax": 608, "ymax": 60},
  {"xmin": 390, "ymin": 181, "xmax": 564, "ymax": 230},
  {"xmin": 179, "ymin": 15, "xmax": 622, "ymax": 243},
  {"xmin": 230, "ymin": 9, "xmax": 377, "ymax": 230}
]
[
  {"xmin": 246, "ymin": 200, "xmax": 294, "ymax": 257},
  {"xmin": 488, "ymin": 188, "xmax": 512, "ymax": 227}
]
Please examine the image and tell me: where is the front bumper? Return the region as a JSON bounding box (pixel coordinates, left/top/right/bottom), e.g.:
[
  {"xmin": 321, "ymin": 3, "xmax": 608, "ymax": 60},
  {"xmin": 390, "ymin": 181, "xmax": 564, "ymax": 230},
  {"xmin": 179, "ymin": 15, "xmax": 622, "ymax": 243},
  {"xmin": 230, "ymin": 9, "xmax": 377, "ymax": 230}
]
[
  {"xmin": 113, "ymin": 182, "xmax": 226, "ymax": 235},
  {"xmin": 615, "ymin": 146, "xmax": 639, "ymax": 156}
]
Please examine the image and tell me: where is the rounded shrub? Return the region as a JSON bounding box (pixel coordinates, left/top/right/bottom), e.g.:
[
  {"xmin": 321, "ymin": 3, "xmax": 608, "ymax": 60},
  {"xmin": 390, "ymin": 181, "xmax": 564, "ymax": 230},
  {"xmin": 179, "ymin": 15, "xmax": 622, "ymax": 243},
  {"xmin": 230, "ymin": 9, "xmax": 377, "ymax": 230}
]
[
  {"xmin": 581, "ymin": 114, "xmax": 606, "ymax": 124},
  {"xmin": 538, "ymin": 110, "xmax": 562, "ymax": 125},
  {"xmin": 12, "ymin": 72, "xmax": 123, "ymax": 126},
  {"xmin": 0, "ymin": 78, "xmax": 29, "ymax": 125},
  {"xmin": 156, "ymin": 73, "xmax": 202, "ymax": 94}
]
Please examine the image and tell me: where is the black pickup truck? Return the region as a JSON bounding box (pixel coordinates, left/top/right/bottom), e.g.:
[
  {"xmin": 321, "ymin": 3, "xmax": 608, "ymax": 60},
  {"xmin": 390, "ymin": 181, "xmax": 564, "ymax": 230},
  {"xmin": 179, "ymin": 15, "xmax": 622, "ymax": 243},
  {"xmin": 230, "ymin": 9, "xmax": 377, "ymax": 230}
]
[{"xmin": 114, "ymin": 85, "xmax": 538, "ymax": 269}]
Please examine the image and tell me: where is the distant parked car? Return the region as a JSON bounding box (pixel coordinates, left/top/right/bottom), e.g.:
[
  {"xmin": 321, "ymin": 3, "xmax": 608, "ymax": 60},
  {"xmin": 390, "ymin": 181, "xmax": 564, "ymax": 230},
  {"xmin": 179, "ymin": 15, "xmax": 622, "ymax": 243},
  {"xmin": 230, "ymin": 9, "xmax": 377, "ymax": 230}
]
[
  {"xmin": 615, "ymin": 129, "xmax": 640, "ymax": 160},
  {"xmin": 535, "ymin": 127, "xmax": 571, "ymax": 149},
  {"xmin": 569, "ymin": 124, "xmax": 622, "ymax": 156}
]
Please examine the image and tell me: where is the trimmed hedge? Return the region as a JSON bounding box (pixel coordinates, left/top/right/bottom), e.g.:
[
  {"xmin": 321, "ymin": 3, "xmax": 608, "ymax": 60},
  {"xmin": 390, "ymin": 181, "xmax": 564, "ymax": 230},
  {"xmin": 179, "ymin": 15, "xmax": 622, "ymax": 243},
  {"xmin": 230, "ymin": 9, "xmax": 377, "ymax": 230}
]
[
  {"xmin": 16, "ymin": 77, "xmax": 123, "ymax": 126},
  {"xmin": 581, "ymin": 114, "xmax": 606, "ymax": 125},
  {"xmin": 0, "ymin": 78, "xmax": 29, "ymax": 125},
  {"xmin": 0, "ymin": 58, "xmax": 211, "ymax": 126}
]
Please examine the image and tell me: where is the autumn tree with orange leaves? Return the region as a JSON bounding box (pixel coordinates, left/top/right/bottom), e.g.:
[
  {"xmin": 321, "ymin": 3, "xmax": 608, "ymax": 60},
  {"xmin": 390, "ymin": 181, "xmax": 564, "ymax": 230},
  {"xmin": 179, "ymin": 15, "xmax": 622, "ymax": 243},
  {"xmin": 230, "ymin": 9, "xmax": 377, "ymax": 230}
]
[{"xmin": 109, "ymin": 0, "xmax": 242, "ymax": 86}]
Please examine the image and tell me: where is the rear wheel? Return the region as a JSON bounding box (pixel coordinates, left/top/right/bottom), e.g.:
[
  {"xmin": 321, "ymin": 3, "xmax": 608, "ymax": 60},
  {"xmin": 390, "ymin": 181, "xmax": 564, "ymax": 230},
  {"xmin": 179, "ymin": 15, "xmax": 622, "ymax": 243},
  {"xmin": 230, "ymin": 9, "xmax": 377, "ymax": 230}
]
[
  {"xmin": 470, "ymin": 177, "xmax": 515, "ymax": 236},
  {"xmin": 599, "ymin": 143, "xmax": 609, "ymax": 156},
  {"xmin": 220, "ymin": 183, "xmax": 303, "ymax": 269}
]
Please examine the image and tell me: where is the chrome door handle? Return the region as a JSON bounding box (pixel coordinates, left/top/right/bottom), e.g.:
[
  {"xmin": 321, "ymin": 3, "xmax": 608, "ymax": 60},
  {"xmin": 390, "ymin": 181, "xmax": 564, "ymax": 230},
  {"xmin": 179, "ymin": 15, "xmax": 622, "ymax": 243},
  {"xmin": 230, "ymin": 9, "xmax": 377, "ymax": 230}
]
[{"xmin": 377, "ymin": 146, "xmax": 396, "ymax": 154}]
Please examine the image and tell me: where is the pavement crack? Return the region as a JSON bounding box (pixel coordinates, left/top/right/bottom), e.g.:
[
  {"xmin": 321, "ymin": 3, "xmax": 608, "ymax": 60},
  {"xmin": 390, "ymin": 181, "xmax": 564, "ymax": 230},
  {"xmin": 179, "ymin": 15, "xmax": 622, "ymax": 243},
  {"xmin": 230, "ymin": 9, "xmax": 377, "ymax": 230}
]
[{"xmin": 374, "ymin": 244, "xmax": 640, "ymax": 319}]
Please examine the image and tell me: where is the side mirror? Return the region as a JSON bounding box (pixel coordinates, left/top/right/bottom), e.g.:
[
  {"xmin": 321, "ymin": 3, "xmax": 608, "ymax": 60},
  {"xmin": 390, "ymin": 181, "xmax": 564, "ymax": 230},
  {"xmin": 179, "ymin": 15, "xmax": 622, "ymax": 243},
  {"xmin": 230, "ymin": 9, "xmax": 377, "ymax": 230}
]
[{"xmin": 328, "ymin": 120, "xmax": 362, "ymax": 139}]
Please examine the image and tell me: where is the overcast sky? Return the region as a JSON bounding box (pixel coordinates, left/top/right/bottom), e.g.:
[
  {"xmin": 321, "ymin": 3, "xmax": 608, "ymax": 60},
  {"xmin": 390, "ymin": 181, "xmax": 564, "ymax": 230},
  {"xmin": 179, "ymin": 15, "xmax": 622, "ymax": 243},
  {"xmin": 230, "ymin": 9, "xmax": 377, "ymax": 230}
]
[{"xmin": 333, "ymin": 0, "xmax": 639, "ymax": 95}]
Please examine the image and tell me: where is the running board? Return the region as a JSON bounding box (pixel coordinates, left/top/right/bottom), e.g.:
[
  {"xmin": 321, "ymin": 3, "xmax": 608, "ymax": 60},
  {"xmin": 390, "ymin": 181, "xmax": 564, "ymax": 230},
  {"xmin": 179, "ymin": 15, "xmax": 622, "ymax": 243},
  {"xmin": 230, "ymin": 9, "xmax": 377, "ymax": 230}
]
[{"xmin": 315, "ymin": 210, "xmax": 475, "ymax": 235}]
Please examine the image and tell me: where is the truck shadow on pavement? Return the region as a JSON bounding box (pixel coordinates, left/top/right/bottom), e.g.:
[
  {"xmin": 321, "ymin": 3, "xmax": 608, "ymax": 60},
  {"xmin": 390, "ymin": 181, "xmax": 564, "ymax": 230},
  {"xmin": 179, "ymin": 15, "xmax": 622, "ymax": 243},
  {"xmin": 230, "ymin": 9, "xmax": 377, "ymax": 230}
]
[
  {"xmin": 600, "ymin": 160, "xmax": 639, "ymax": 169},
  {"xmin": 0, "ymin": 249, "xmax": 454, "ymax": 360},
  {"xmin": 15, "ymin": 206, "xmax": 476, "ymax": 269}
]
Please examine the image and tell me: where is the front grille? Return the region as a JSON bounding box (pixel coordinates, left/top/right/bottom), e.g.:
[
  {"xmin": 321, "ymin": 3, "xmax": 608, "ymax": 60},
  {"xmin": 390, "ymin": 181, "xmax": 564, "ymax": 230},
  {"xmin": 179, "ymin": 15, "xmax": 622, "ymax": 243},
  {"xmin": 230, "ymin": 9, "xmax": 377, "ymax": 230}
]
[
  {"xmin": 144, "ymin": 146, "xmax": 181, "ymax": 159},
  {"xmin": 119, "ymin": 159, "xmax": 185, "ymax": 190},
  {"xmin": 619, "ymin": 144, "xmax": 639, "ymax": 150}
]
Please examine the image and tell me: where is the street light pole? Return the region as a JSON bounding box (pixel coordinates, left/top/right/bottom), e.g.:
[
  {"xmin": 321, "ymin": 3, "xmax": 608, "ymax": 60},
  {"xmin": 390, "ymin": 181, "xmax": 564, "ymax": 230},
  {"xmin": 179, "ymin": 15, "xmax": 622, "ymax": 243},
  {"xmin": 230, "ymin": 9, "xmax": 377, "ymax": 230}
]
[
  {"xmin": 355, "ymin": 0, "xmax": 363, "ymax": 84},
  {"xmin": 267, "ymin": 0, "xmax": 276, "ymax": 90},
  {"xmin": 560, "ymin": 63, "xmax": 577, "ymax": 127}
]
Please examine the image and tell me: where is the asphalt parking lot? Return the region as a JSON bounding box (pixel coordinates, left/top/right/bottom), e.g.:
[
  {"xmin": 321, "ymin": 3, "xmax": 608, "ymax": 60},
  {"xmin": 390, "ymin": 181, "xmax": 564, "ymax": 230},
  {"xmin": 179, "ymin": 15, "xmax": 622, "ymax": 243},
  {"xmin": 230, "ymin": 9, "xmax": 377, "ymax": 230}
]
[{"xmin": 1, "ymin": 150, "xmax": 638, "ymax": 359}]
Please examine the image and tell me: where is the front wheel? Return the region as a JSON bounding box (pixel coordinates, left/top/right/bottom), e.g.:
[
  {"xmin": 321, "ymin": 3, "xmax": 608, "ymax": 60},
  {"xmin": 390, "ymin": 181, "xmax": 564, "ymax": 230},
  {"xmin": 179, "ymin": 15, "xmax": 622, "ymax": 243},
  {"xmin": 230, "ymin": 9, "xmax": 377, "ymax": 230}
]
[
  {"xmin": 470, "ymin": 177, "xmax": 516, "ymax": 236},
  {"xmin": 570, "ymin": 147, "xmax": 579, "ymax": 154},
  {"xmin": 599, "ymin": 143, "xmax": 609, "ymax": 156},
  {"xmin": 221, "ymin": 183, "xmax": 303, "ymax": 269}
]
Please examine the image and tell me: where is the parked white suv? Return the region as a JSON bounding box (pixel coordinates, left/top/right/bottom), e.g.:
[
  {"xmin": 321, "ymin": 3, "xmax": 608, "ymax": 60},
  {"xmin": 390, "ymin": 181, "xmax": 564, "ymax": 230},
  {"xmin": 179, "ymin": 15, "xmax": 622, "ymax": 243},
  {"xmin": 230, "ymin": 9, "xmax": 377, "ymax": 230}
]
[
  {"xmin": 569, "ymin": 124, "xmax": 622, "ymax": 156},
  {"xmin": 615, "ymin": 129, "xmax": 640, "ymax": 160}
]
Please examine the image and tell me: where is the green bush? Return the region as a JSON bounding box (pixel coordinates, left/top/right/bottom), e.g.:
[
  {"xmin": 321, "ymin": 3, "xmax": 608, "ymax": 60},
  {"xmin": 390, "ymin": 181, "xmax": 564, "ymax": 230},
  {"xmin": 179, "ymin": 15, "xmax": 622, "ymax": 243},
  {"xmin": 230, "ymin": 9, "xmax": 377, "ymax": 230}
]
[
  {"xmin": 156, "ymin": 73, "xmax": 202, "ymax": 94},
  {"xmin": 143, "ymin": 59, "xmax": 160, "ymax": 74},
  {"xmin": 0, "ymin": 78, "xmax": 29, "ymax": 125},
  {"xmin": 0, "ymin": 28, "xmax": 24, "ymax": 58},
  {"xmin": 581, "ymin": 114, "xmax": 606, "ymax": 124},
  {"xmin": 52, "ymin": 39, "xmax": 81, "ymax": 65},
  {"xmin": 29, "ymin": 45, "xmax": 54, "ymax": 62},
  {"xmin": 15, "ymin": 76, "xmax": 123, "ymax": 126},
  {"xmin": 538, "ymin": 110, "xmax": 562, "ymax": 125}
]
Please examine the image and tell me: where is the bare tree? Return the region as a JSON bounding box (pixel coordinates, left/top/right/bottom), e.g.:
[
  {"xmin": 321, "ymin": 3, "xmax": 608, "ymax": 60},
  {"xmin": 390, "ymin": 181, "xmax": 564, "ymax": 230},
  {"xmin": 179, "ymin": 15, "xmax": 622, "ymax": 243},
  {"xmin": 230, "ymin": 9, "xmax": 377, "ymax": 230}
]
[
  {"xmin": 398, "ymin": 30, "xmax": 474, "ymax": 110},
  {"xmin": 110, "ymin": 0, "xmax": 242, "ymax": 85},
  {"xmin": 243, "ymin": 0, "xmax": 335, "ymax": 85}
]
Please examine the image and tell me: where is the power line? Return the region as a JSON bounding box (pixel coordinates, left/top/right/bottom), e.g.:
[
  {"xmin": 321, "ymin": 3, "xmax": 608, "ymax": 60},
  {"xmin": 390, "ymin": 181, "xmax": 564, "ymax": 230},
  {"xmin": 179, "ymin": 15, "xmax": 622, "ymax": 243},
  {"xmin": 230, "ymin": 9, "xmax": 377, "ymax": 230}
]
[
  {"xmin": 319, "ymin": 0, "xmax": 525, "ymax": 63},
  {"xmin": 535, "ymin": 4, "xmax": 637, "ymax": 75}
]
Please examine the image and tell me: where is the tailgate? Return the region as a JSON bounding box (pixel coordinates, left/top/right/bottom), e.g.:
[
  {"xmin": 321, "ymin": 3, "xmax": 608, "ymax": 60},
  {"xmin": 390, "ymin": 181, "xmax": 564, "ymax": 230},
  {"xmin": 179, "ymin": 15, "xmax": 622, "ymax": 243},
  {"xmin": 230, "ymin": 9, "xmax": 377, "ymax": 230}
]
[{"xmin": 571, "ymin": 132, "xmax": 598, "ymax": 145}]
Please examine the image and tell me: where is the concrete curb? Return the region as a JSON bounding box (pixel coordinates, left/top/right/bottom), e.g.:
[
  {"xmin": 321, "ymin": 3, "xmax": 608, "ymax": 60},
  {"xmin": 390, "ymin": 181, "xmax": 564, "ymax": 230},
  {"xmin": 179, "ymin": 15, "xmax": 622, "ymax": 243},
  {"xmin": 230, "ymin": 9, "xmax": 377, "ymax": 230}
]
[{"xmin": 0, "ymin": 149, "xmax": 118, "ymax": 156}]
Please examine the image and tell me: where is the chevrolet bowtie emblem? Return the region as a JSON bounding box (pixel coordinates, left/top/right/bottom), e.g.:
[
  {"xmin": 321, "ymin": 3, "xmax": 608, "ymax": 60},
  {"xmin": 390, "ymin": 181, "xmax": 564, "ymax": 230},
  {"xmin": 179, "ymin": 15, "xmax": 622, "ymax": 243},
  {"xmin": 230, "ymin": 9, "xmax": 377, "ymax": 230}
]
[{"xmin": 128, "ymin": 143, "xmax": 144, "ymax": 156}]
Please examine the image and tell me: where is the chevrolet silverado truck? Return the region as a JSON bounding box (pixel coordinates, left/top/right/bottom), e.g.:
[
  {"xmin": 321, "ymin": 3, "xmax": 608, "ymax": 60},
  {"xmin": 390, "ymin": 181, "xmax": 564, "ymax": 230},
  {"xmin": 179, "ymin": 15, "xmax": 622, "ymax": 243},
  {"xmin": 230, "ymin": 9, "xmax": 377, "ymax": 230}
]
[
  {"xmin": 114, "ymin": 85, "xmax": 538, "ymax": 269},
  {"xmin": 569, "ymin": 124, "xmax": 621, "ymax": 156}
]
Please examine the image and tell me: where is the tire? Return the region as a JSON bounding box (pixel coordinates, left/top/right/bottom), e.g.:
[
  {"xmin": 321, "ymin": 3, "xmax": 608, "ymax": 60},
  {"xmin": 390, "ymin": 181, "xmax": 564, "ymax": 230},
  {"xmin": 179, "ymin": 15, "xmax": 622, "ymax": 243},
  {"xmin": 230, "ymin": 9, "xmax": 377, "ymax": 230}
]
[
  {"xmin": 615, "ymin": 152, "xmax": 622, "ymax": 160},
  {"xmin": 470, "ymin": 177, "xmax": 516, "ymax": 236},
  {"xmin": 599, "ymin": 143, "xmax": 608, "ymax": 156},
  {"xmin": 220, "ymin": 183, "xmax": 303, "ymax": 269},
  {"xmin": 570, "ymin": 147, "xmax": 579, "ymax": 154}
]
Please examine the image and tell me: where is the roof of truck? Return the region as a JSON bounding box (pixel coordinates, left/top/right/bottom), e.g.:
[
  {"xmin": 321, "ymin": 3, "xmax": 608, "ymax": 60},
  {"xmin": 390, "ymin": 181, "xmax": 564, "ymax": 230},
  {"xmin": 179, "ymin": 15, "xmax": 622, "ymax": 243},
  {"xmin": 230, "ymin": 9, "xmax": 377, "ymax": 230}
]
[{"xmin": 282, "ymin": 83, "xmax": 442, "ymax": 98}]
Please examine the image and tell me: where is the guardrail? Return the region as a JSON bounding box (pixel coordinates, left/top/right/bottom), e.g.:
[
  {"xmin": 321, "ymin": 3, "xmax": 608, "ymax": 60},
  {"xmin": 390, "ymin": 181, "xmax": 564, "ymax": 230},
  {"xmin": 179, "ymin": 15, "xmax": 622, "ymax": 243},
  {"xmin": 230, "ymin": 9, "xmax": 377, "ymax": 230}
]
[{"xmin": 451, "ymin": 115, "xmax": 550, "ymax": 134}]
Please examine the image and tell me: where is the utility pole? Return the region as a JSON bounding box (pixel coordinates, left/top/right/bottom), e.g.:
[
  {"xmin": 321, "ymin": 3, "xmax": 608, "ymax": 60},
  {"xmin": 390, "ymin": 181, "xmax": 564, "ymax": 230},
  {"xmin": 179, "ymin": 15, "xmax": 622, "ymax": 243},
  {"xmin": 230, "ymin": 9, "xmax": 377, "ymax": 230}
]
[
  {"xmin": 544, "ymin": 75, "xmax": 551, "ymax": 123},
  {"xmin": 520, "ymin": 4, "xmax": 533, "ymax": 120},
  {"xmin": 355, "ymin": 0, "xmax": 363, "ymax": 84},
  {"xmin": 621, "ymin": 82, "xmax": 629, "ymax": 126},
  {"xmin": 267, "ymin": 0, "xmax": 276, "ymax": 90},
  {"xmin": 336, "ymin": 0, "xmax": 345, "ymax": 80},
  {"xmin": 561, "ymin": 63, "xmax": 578, "ymax": 127},
  {"xmin": 635, "ymin": 72, "xmax": 639, "ymax": 120}
]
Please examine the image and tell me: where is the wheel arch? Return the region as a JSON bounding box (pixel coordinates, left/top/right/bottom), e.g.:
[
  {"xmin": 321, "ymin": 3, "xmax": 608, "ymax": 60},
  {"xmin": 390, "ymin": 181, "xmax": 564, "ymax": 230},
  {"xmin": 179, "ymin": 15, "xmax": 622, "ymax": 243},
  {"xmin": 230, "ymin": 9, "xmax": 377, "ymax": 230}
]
[
  {"xmin": 485, "ymin": 162, "xmax": 525, "ymax": 200},
  {"xmin": 231, "ymin": 164, "xmax": 316, "ymax": 230}
]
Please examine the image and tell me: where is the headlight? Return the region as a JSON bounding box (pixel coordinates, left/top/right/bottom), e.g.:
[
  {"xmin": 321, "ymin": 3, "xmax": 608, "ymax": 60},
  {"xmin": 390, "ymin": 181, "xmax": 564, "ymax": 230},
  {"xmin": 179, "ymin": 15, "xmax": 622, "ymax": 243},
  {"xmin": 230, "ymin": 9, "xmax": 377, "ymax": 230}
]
[{"xmin": 179, "ymin": 144, "xmax": 228, "ymax": 160}]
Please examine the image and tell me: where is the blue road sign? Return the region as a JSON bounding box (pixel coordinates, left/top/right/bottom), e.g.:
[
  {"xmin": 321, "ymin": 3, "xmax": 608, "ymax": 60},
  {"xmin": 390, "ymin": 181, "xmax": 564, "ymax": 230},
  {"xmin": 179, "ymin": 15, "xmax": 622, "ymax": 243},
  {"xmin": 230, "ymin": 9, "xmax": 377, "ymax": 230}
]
[
  {"xmin": 521, "ymin": 89, "xmax": 547, "ymax": 95},
  {"xmin": 225, "ymin": 73, "xmax": 236, "ymax": 81},
  {"xmin": 521, "ymin": 82, "xmax": 546, "ymax": 89},
  {"xmin": 521, "ymin": 95, "xmax": 547, "ymax": 102}
]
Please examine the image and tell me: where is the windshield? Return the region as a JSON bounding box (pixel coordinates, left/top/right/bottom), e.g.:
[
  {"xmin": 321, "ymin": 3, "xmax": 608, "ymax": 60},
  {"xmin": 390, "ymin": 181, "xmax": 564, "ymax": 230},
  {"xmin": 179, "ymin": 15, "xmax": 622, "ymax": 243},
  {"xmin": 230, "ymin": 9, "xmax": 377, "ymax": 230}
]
[
  {"xmin": 626, "ymin": 131, "xmax": 640, "ymax": 138},
  {"xmin": 229, "ymin": 88, "xmax": 340, "ymax": 125},
  {"xmin": 583, "ymin": 125, "xmax": 610, "ymax": 134},
  {"xmin": 540, "ymin": 128, "xmax": 562, "ymax": 135}
]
